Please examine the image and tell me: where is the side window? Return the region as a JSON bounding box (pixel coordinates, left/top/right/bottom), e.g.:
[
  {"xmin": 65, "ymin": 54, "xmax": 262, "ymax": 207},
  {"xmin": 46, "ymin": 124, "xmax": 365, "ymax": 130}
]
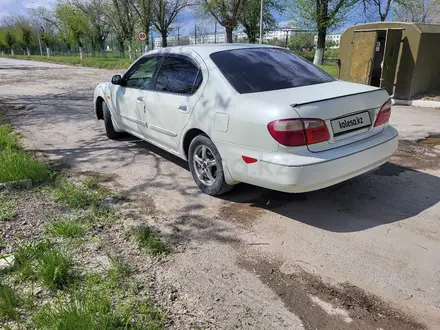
[
  {"xmin": 124, "ymin": 57, "xmax": 160, "ymax": 90},
  {"xmin": 154, "ymin": 56, "xmax": 202, "ymax": 95}
]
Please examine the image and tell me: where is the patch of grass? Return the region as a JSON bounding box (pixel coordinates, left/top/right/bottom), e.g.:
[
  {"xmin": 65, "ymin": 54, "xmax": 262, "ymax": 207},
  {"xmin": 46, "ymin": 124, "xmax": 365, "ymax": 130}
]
[
  {"xmin": 320, "ymin": 63, "xmax": 338, "ymax": 77},
  {"xmin": 0, "ymin": 123, "xmax": 51, "ymax": 184},
  {"xmin": 2, "ymin": 54, "xmax": 133, "ymax": 70},
  {"xmin": 0, "ymin": 282, "xmax": 22, "ymax": 321},
  {"xmin": 46, "ymin": 217, "xmax": 86, "ymax": 238},
  {"xmin": 134, "ymin": 227, "xmax": 169, "ymax": 257},
  {"xmin": 12, "ymin": 241, "xmax": 74, "ymax": 289},
  {"xmin": 33, "ymin": 275, "xmax": 166, "ymax": 330},
  {"xmin": 52, "ymin": 179, "xmax": 112, "ymax": 209},
  {"xmin": 0, "ymin": 124, "xmax": 21, "ymax": 150},
  {"xmin": 0, "ymin": 197, "xmax": 17, "ymax": 221},
  {"xmin": 108, "ymin": 255, "xmax": 131, "ymax": 285}
]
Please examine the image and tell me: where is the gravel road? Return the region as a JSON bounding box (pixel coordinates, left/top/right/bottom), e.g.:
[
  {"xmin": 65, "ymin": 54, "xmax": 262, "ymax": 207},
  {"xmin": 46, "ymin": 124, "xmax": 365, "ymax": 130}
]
[{"xmin": 1, "ymin": 57, "xmax": 439, "ymax": 329}]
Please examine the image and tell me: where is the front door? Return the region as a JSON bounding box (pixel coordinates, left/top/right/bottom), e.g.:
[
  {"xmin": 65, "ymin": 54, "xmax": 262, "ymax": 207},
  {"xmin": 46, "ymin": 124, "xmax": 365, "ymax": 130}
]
[
  {"xmin": 111, "ymin": 56, "xmax": 161, "ymax": 134},
  {"xmin": 142, "ymin": 55, "xmax": 204, "ymax": 153},
  {"xmin": 381, "ymin": 29, "xmax": 402, "ymax": 95},
  {"xmin": 349, "ymin": 31, "xmax": 377, "ymax": 85}
]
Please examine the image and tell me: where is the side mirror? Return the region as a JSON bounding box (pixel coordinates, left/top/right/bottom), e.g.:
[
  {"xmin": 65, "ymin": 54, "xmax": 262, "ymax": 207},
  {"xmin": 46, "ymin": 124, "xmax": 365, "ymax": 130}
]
[{"xmin": 111, "ymin": 75, "xmax": 122, "ymax": 85}]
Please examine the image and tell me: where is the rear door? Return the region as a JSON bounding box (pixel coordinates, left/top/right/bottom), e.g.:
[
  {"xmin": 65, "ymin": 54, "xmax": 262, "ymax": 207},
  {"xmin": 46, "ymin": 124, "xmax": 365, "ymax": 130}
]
[
  {"xmin": 349, "ymin": 31, "xmax": 377, "ymax": 85},
  {"xmin": 142, "ymin": 54, "xmax": 204, "ymax": 152},
  {"xmin": 381, "ymin": 29, "xmax": 402, "ymax": 95}
]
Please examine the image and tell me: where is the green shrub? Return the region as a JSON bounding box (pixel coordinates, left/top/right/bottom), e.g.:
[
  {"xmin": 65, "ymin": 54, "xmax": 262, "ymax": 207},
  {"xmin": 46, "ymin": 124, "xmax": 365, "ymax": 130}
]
[{"xmin": 134, "ymin": 227, "xmax": 169, "ymax": 256}]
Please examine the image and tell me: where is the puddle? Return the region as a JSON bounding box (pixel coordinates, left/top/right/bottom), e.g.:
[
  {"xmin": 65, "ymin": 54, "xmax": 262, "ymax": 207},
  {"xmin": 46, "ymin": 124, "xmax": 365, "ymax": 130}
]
[{"xmin": 418, "ymin": 134, "xmax": 440, "ymax": 147}]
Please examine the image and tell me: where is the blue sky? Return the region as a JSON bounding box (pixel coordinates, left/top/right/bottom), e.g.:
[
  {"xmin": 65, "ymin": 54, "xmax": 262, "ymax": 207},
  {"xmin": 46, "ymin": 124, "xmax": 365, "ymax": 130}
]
[{"xmin": 0, "ymin": 0, "xmax": 366, "ymax": 36}]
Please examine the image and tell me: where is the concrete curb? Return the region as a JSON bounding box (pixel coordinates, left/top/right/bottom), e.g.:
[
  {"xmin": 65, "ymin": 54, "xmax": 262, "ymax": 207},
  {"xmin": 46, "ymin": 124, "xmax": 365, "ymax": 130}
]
[
  {"xmin": 0, "ymin": 178, "xmax": 32, "ymax": 191},
  {"xmin": 392, "ymin": 98, "xmax": 440, "ymax": 108}
]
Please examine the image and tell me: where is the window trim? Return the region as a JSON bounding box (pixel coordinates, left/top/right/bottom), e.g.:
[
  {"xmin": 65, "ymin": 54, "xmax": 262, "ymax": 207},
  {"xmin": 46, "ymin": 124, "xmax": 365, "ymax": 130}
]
[
  {"xmin": 150, "ymin": 54, "xmax": 203, "ymax": 96},
  {"xmin": 121, "ymin": 55, "xmax": 163, "ymax": 90}
]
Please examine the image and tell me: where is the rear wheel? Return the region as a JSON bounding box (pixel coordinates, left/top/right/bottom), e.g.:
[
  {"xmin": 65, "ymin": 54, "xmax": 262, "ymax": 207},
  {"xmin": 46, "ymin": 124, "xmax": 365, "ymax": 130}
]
[
  {"xmin": 188, "ymin": 135, "xmax": 234, "ymax": 196},
  {"xmin": 103, "ymin": 102, "xmax": 123, "ymax": 139}
]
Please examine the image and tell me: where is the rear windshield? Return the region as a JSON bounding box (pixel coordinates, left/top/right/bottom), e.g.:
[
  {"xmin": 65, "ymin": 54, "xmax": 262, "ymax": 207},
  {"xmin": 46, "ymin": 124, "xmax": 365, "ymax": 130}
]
[{"xmin": 210, "ymin": 48, "xmax": 335, "ymax": 94}]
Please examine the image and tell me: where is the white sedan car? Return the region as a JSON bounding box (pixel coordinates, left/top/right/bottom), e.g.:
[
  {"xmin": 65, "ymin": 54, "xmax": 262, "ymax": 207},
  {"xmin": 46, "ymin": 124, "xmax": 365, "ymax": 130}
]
[{"xmin": 94, "ymin": 44, "xmax": 398, "ymax": 196}]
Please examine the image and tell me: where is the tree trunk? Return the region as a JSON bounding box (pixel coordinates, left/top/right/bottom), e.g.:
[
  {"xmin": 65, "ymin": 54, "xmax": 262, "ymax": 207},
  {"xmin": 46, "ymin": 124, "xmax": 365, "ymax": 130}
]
[
  {"xmin": 161, "ymin": 31, "xmax": 168, "ymax": 48},
  {"xmin": 79, "ymin": 47, "xmax": 84, "ymax": 60},
  {"xmin": 225, "ymin": 27, "xmax": 233, "ymax": 43},
  {"xmin": 313, "ymin": 29, "xmax": 326, "ymax": 65},
  {"xmin": 1, "ymin": 51, "xmax": 4, "ymax": 55},
  {"xmin": 128, "ymin": 45, "xmax": 133, "ymax": 60},
  {"xmin": 118, "ymin": 40, "xmax": 125, "ymax": 58},
  {"xmin": 46, "ymin": 47, "xmax": 50, "ymax": 57},
  {"xmin": 26, "ymin": 47, "xmax": 30, "ymax": 56},
  {"xmin": 11, "ymin": 49, "xmax": 15, "ymax": 56}
]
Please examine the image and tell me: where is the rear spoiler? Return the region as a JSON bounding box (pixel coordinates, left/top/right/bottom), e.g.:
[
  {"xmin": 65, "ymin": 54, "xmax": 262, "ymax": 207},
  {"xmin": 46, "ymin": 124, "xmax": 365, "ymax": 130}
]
[{"xmin": 291, "ymin": 88, "xmax": 386, "ymax": 107}]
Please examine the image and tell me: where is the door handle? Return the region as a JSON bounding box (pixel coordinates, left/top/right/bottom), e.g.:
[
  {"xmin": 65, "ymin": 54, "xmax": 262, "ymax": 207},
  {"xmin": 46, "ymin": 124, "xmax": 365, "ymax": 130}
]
[
  {"xmin": 178, "ymin": 105, "xmax": 191, "ymax": 112},
  {"xmin": 136, "ymin": 97, "xmax": 144, "ymax": 103}
]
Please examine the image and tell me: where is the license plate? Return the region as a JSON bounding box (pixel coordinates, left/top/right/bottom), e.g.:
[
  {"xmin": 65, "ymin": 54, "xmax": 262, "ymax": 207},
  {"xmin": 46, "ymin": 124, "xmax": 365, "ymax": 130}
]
[{"xmin": 331, "ymin": 112, "xmax": 371, "ymax": 135}]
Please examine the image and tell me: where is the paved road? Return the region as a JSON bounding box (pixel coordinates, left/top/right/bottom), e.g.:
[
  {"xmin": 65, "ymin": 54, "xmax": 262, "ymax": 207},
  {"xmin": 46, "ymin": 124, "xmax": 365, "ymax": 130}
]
[{"xmin": 1, "ymin": 57, "xmax": 439, "ymax": 329}]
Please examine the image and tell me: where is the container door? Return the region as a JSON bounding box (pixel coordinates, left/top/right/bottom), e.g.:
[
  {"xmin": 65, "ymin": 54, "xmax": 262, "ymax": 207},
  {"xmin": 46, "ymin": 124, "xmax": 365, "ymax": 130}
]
[
  {"xmin": 349, "ymin": 31, "xmax": 377, "ymax": 85},
  {"xmin": 380, "ymin": 29, "xmax": 402, "ymax": 95}
]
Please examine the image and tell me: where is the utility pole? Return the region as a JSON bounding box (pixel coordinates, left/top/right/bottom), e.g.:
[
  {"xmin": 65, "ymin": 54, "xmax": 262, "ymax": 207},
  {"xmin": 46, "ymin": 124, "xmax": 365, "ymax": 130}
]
[
  {"xmin": 259, "ymin": 0, "xmax": 263, "ymax": 44},
  {"xmin": 214, "ymin": 22, "xmax": 217, "ymax": 44},
  {"xmin": 194, "ymin": 25, "xmax": 197, "ymax": 44},
  {"xmin": 178, "ymin": 27, "xmax": 180, "ymax": 45}
]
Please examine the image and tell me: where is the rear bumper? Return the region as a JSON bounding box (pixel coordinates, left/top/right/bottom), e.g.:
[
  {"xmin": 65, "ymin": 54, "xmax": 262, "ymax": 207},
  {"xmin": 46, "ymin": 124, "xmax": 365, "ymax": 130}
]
[{"xmin": 220, "ymin": 126, "xmax": 398, "ymax": 193}]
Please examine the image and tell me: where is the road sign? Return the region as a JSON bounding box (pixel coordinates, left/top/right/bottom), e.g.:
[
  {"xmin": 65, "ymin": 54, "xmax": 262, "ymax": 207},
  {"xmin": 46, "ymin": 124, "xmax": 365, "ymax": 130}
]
[{"xmin": 138, "ymin": 31, "xmax": 147, "ymax": 42}]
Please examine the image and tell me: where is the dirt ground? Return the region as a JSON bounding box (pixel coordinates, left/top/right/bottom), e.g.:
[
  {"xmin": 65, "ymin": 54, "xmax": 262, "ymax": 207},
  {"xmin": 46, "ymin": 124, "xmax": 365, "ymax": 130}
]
[{"xmin": 1, "ymin": 57, "xmax": 440, "ymax": 329}]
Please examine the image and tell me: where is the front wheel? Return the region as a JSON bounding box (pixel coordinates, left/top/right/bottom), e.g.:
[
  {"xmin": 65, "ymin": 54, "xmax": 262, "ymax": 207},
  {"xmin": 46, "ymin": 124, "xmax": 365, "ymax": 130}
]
[
  {"xmin": 103, "ymin": 102, "xmax": 123, "ymax": 140},
  {"xmin": 188, "ymin": 135, "xmax": 234, "ymax": 196}
]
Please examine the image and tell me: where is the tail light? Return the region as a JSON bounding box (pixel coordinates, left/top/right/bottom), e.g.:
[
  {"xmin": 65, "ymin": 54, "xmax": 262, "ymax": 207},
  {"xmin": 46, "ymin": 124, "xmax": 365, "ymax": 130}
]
[
  {"xmin": 374, "ymin": 99, "xmax": 392, "ymax": 127},
  {"xmin": 267, "ymin": 118, "xmax": 330, "ymax": 146}
]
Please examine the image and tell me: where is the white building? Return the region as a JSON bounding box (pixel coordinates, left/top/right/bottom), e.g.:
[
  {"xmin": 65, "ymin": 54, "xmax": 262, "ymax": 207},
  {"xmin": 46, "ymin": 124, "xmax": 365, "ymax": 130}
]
[{"xmin": 314, "ymin": 34, "xmax": 341, "ymax": 48}]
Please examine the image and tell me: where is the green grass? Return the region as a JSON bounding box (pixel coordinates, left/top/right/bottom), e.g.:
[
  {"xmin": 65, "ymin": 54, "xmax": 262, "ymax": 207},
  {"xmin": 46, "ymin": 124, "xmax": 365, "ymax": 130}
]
[
  {"xmin": 46, "ymin": 217, "xmax": 86, "ymax": 238},
  {"xmin": 108, "ymin": 255, "xmax": 131, "ymax": 285},
  {"xmin": 134, "ymin": 227, "xmax": 169, "ymax": 257},
  {"xmin": 2, "ymin": 55, "xmax": 132, "ymax": 70},
  {"xmin": 12, "ymin": 241, "xmax": 74, "ymax": 290},
  {"xmin": 33, "ymin": 275, "xmax": 167, "ymax": 330},
  {"xmin": 52, "ymin": 179, "xmax": 112, "ymax": 209},
  {"xmin": 0, "ymin": 282, "xmax": 22, "ymax": 321},
  {"xmin": 320, "ymin": 63, "xmax": 338, "ymax": 77},
  {"xmin": 0, "ymin": 122, "xmax": 51, "ymax": 184},
  {"xmin": 0, "ymin": 197, "xmax": 17, "ymax": 221}
]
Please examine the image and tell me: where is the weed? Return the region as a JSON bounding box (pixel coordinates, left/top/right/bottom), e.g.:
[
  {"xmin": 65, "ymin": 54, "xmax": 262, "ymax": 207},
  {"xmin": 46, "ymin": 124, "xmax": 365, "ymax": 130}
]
[
  {"xmin": 82, "ymin": 176, "xmax": 100, "ymax": 189},
  {"xmin": 52, "ymin": 179, "xmax": 111, "ymax": 209},
  {"xmin": 0, "ymin": 197, "xmax": 16, "ymax": 221},
  {"xmin": 0, "ymin": 150, "xmax": 51, "ymax": 184},
  {"xmin": 108, "ymin": 255, "xmax": 131, "ymax": 285},
  {"xmin": 134, "ymin": 227, "xmax": 169, "ymax": 257},
  {"xmin": 0, "ymin": 124, "xmax": 21, "ymax": 150},
  {"xmin": 46, "ymin": 217, "xmax": 86, "ymax": 238},
  {"xmin": 0, "ymin": 282, "xmax": 21, "ymax": 321},
  {"xmin": 33, "ymin": 275, "xmax": 166, "ymax": 330},
  {"xmin": 12, "ymin": 242, "xmax": 74, "ymax": 289}
]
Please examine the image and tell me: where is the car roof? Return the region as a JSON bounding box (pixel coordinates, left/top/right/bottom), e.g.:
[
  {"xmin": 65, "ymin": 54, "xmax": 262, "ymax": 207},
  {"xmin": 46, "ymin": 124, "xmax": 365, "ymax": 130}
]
[{"xmin": 144, "ymin": 43, "xmax": 281, "ymax": 59}]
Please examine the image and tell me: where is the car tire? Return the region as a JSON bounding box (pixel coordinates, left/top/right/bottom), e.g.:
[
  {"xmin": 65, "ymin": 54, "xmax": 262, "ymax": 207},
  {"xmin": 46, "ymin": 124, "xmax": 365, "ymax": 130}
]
[
  {"xmin": 103, "ymin": 102, "xmax": 123, "ymax": 139},
  {"xmin": 188, "ymin": 135, "xmax": 234, "ymax": 196}
]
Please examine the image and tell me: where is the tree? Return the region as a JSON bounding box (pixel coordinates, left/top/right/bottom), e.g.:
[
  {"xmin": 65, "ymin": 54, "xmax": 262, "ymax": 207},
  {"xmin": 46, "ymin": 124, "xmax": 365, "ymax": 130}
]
[
  {"xmin": 240, "ymin": 0, "xmax": 281, "ymax": 43},
  {"xmin": 393, "ymin": 0, "xmax": 440, "ymax": 22},
  {"xmin": 151, "ymin": 0, "xmax": 189, "ymax": 47},
  {"xmin": 289, "ymin": 0, "xmax": 358, "ymax": 65},
  {"xmin": 361, "ymin": 0, "xmax": 393, "ymax": 21},
  {"xmin": 203, "ymin": 0, "xmax": 248, "ymax": 43},
  {"xmin": 20, "ymin": 25, "xmax": 33, "ymax": 56},
  {"xmin": 5, "ymin": 32, "xmax": 16, "ymax": 55},
  {"xmin": 2, "ymin": 14, "xmax": 35, "ymax": 56},
  {"xmin": 108, "ymin": 0, "xmax": 136, "ymax": 58},
  {"xmin": 72, "ymin": 0, "xmax": 110, "ymax": 55},
  {"xmin": 131, "ymin": 0, "xmax": 153, "ymax": 50},
  {"xmin": 55, "ymin": 2, "xmax": 89, "ymax": 59},
  {"xmin": 288, "ymin": 31, "xmax": 314, "ymax": 51},
  {"xmin": 41, "ymin": 31, "xmax": 57, "ymax": 57}
]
